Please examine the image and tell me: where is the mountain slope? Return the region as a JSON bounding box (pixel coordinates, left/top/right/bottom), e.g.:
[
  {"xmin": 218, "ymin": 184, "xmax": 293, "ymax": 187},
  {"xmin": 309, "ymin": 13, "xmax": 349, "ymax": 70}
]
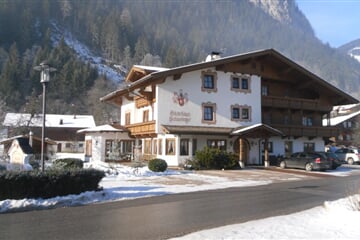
[
  {"xmin": 0, "ymin": 0, "xmax": 359, "ymax": 115},
  {"xmin": 338, "ymin": 39, "xmax": 360, "ymax": 63}
]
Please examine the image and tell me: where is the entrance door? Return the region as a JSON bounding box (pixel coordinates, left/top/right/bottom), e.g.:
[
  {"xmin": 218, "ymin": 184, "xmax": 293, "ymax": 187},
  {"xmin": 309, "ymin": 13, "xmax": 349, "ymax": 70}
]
[{"xmin": 284, "ymin": 141, "xmax": 293, "ymax": 157}]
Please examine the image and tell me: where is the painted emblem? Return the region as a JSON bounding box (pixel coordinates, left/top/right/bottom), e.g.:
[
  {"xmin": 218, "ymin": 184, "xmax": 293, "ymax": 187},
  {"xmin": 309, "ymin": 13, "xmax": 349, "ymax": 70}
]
[{"xmin": 173, "ymin": 89, "xmax": 188, "ymax": 106}]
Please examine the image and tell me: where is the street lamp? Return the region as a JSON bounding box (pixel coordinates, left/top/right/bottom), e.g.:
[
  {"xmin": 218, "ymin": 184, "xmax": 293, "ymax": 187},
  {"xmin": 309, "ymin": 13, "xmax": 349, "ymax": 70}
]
[{"xmin": 34, "ymin": 62, "xmax": 56, "ymax": 171}]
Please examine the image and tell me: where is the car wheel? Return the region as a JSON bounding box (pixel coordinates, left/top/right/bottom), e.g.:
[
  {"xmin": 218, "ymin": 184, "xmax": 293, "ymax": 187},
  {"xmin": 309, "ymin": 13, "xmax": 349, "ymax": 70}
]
[
  {"xmin": 280, "ymin": 161, "xmax": 286, "ymax": 169},
  {"xmin": 305, "ymin": 163, "xmax": 313, "ymax": 171},
  {"xmin": 347, "ymin": 158, "xmax": 354, "ymax": 165}
]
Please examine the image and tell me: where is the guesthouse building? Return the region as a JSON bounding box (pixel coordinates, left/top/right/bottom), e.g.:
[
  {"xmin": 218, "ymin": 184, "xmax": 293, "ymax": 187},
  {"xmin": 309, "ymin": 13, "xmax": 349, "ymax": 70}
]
[{"xmin": 100, "ymin": 49, "xmax": 358, "ymax": 167}]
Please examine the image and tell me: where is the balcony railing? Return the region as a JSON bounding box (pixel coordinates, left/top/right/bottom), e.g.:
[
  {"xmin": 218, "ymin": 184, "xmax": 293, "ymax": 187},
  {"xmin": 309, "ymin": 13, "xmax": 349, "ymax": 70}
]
[
  {"xmin": 262, "ymin": 96, "xmax": 331, "ymax": 112},
  {"xmin": 126, "ymin": 120, "xmax": 156, "ymax": 137},
  {"xmin": 270, "ymin": 124, "xmax": 339, "ymax": 138}
]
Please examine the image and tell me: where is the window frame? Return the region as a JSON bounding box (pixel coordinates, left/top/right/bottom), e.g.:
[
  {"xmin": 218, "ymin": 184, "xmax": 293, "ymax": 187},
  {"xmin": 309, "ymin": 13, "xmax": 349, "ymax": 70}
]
[
  {"xmin": 180, "ymin": 139, "xmax": 189, "ymax": 156},
  {"xmin": 207, "ymin": 139, "xmax": 227, "ymax": 151},
  {"xmin": 202, "ymin": 102, "xmax": 216, "ymax": 124},
  {"xmin": 166, "ymin": 138, "xmax": 176, "ymax": 155},
  {"xmin": 231, "ymin": 74, "xmax": 251, "ymax": 93},
  {"xmin": 143, "ymin": 109, "xmax": 149, "ymax": 122},
  {"xmin": 231, "ymin": 104, "xmax": 251, "ymax": 122},
  {"xmin": 201, "ymin": 70, "xmax": 217, "ymax": 92},
  {"xmin": 125, "ymin": 112, "xmax": 131, "ymax": 125}
]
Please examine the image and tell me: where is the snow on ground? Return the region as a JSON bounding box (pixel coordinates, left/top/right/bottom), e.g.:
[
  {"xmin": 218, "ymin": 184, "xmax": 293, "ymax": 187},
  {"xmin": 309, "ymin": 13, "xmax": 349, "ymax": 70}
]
[{"xmin": 1, "ymin": 161, "xmax": 360, "ymax": 239}]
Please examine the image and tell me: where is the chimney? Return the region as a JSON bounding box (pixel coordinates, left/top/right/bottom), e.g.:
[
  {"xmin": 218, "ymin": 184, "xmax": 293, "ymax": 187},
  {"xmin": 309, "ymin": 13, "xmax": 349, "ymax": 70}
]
[{"xmin": 205, "ymin": 51, "xmax": 221, "ymax": 62}]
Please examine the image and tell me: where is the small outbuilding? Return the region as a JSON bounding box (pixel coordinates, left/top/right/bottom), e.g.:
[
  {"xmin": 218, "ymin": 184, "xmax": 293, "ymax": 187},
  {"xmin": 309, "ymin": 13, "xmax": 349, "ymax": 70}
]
[
  {"xmin": 7, "ymin": 137, "xmax": 33, "ymax": 170},
  {"xmin": 77, "ymin": 124, "xmax": 135, "ymax": 162}
]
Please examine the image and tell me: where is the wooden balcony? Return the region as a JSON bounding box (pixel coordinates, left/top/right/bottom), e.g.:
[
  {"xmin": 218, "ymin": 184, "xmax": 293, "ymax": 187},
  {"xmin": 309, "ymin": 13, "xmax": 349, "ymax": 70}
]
[
  {"xmin": 270, "ymin": 124, "xmax": 339, "ymax": 138},
  {"xmin": 262, "ymin": 96, "xmax": 331, "ymax": 112},
  {"xmin": 126, "ymin": 120, "xmax": 156, "ymax": 137}
]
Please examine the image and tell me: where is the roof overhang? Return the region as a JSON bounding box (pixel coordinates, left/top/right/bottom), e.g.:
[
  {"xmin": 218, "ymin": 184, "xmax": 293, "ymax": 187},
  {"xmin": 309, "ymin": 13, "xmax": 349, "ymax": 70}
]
[
  {"xmin": 101, "ymin": 48, "xmax": 359, "ymax": 106},
  {"xmin": 161, "ymin": 125, "xmax": 233, "ymax": 135},
  {"xmin": 231, "ymin": 124, "xmax": 283, "ymax": 138}
]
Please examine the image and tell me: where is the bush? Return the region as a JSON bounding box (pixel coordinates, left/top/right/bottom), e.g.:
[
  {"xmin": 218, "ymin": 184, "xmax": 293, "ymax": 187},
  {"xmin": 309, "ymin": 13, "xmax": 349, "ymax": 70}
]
[
  {"xmin": 0, "ymin": 164, "xmax": 6, "ymax": 172},
  {"xmin": 0, "ymin": 169, "xmax": 105, "ymax": 200},
  {"xmin": 148, "ymin": 158, "xmax": 168, "ymax": 172},
  {"xmin": 192, "ymin": 147, "xmax": 238, "ymax": 170},
  {"xmin": 52, "ymin": 158, "xmax": 84, "ymax": 169},
  {"xmin": 29, "ymin": 158, "xmax": 40, "ymax": 170}
]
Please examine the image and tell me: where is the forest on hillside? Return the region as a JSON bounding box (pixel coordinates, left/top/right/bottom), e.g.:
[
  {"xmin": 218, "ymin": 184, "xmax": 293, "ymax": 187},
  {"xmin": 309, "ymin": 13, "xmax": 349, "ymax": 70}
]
[{"xmin": 0, "ymin": 0, "xmax": 360, "ymax": 124}]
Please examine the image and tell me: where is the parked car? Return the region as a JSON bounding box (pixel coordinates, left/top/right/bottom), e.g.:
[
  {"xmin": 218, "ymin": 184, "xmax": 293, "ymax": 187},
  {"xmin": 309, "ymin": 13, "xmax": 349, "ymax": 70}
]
[
  {"xmin": 319, "ymin": 151, "xmax": 342, "ymax": 170},
  {"xmin": 279, "ymin": 152, "xmax": 331, "ymax": 171},
  {"xmin": 334, "ymin": 148, "xmax": 360, "ymax": 165}
]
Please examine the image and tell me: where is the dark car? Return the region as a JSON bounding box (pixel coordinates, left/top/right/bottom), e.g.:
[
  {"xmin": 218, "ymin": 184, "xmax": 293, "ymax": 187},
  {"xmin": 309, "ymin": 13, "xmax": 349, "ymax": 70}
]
[
  {"xmin": 279, "ymin": 152, "xmax": 331, "ymax": 171},
  {"xmin": 321, "ymin": 151, "xmax": 342, "ymax": 170}
]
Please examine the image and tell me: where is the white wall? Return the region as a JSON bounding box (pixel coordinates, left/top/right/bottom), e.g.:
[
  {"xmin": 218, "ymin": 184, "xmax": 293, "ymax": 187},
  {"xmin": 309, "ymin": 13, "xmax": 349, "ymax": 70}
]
[
  {"xmin": 85, "ymin": 132, "xmax": 133, "ymax": 162},
  {"xmin": 155, "ymin": 69, "xmax": 262, "ymax": 132}
]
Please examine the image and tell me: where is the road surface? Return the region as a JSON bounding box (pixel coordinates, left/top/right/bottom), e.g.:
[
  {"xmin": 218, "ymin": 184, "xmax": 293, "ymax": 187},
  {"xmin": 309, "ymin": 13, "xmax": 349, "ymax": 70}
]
[{"xmin": 0, "ymin": 174, "xmax": 359, "ymax": 240}]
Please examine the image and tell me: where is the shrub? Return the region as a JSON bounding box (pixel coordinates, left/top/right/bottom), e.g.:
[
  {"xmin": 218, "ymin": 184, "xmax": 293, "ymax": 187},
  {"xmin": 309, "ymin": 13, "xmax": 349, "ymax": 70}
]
[
  {"xmin": 0, "ymin": 169, "xmax": 105, "ymax": 200},
  {"xmin": 148, "ymin": 158, "xmax": 168, "ymax": 172},
  {"xmin": 52, "ymin": 158, "xmax": 84, "ymax": 169},
  {"xmin": 192, "ymin": 147, "xmax": 238, "ymax": 170},
  {"xmin": 29, "ymin": 158, "xmax": 40, "ymax": 170},
  {"xmin": 0, "ymin": 164, "xmax": 6, "ymax": 172}
]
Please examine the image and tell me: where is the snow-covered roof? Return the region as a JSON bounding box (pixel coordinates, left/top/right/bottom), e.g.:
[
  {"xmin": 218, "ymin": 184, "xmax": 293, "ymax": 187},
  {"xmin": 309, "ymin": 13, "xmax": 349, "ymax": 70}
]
[
  {"xmin": 133, "ymin": 65, "xmax": 169, "ymax": 72},
  {"xmin": 3, "ymin": 113, "xmax": 96, "ymax": 129},
  {"xmin": 323, "ymin": 103, "xmax": 360, "ymax": 126},
  {"xmin": 77, "ymin": 124, "xmax": 128, "ymax": 133}
]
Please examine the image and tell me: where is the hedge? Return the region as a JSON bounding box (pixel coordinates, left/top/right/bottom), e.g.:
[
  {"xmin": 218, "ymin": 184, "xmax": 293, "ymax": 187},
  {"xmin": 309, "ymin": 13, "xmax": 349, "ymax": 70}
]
[{"xmin": 0, "ymin": 169, "xmax": 105, "ymax": 200}]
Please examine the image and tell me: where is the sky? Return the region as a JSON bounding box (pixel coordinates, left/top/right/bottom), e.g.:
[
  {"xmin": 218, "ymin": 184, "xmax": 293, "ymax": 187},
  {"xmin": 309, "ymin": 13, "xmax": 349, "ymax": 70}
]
[
  {"xmin": 296, "ymin": 0, "xmax": 360, "ymax": 48},
  {"xmin": 1, "ymin": 160, "xmax": 360, "ymax": 239}
]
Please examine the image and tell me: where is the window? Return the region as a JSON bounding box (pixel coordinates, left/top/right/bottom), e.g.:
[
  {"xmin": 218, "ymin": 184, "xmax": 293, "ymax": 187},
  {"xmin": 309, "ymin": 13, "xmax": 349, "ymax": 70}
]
[
  {"xmin": 232, "ymin": 107, "xmax": 240, "ymax": 120},
  {"xmin": 232, "ymin": 77, "xmax": 240, "ymax": 89},
  {"xmin": 121, "ymin": 140, "xmax": 134, "ymax": 153},
  {"xmin": 302, "ymin": 116, "xmax": 313, "ymax": 126},
  {"xmin": 125, "ymin": 112, "xmax": 131, "ymax": 125},
  {"xmin": 143, "ymin": 110, "xmax": 149, "ymax": 122},
  {"xmin": 304, "ymin": 142, "xmax": 315, "ymax": 152},
  {"xmin": 166, "ymin": 138, "xmax": 175, "ymax": 155},
  {"xmin": 158, "ymin": 139, "xmax": 163, "ymax": 155},
  {"xmin": 202, "ymin": 102, "xmax": 216, "ymax": 123},
  {"xmin": 231, "ymin": 74, "xmax": 251, "ymax": 93},
  {"xmin": 85, "ymin": 140, "xmax": 92, "ymax": 157},
  {"xmin": 207, "ymin": 139, "xmax": 226, "ymax": 151},
  {"xmin": 231, "ymin": 104, "xmax": 251, "ymax": 122},
  {"xmin": 201, "ymin": 70, "xmax": 217, "ymax": 92},
  {"xmin": 192, "ymin": 139, "xmax": 197, "ymax": 156},
  {"xmin": 180, "ymin": 139, "xmax": 189, "ymax": 156},
  {"xmin": 153, "ymin": 139, "xmax": 157, "ymax": 154},
  {"xmin": 144, "ymin": 139, "xmax": 151, "ymax": 154},
  {"xmin": 242, "ymin": 108, "xmax": 249, "ymax": 120},
  {"xmin": 105, "ymin": 140, "xmax": 121, "ymax": 160},
  {"xmin": 241, "ymin": 77, "xmax": 248, "ymax": 90},
  {"xmin": 261, "ymin": 85, "xmax": 268, "ymax": 96},
  {"xmin": 204, "ymin": 75, "xmax": 214, "ymax": 89}
]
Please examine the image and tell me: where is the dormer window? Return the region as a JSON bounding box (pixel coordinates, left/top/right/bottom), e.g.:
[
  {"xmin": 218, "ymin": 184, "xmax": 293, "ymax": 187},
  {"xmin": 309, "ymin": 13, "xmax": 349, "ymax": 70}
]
[{"xmin": 201, "ymin": 70, "xmax": 217, "ymax": 92}]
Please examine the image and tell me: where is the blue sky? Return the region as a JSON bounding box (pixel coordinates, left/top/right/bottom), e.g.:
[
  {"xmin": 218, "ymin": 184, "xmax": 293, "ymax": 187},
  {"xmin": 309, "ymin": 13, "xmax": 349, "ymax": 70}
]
[{"xmin": 296, "ymin": 0, "xmax": 360, "ymax": 47}]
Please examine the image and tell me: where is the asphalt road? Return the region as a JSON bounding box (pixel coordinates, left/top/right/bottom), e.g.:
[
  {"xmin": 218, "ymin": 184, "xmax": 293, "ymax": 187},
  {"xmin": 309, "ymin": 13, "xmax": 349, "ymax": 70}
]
[{"xmin": 1, "ymin": 174, "xmax": 359, "ymax": 240}]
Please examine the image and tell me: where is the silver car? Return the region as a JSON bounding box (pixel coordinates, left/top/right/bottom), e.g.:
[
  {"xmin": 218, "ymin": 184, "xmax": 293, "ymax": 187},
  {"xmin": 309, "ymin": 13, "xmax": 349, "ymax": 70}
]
[{"xmin": 334, "ymin": 148, "xmax": 360, "ymax": 165}]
